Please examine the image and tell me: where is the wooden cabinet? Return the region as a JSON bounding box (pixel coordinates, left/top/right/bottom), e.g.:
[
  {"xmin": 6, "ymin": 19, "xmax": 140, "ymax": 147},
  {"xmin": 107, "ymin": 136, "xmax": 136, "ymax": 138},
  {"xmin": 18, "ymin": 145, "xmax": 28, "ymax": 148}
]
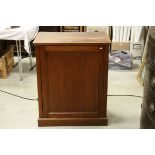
[{"xmin": 34, "ymin": 32, "xmax": 110, "ymax": 126}]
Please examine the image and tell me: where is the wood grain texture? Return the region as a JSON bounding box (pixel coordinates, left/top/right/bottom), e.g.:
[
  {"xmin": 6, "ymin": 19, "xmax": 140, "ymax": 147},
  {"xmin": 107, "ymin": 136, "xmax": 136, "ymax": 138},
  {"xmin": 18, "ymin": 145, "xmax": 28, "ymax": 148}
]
[
  {"xmin": 38, "ymin": 117, "xmax": 108, "ymax": 126},
  {"xmin": 34, "ymin": 32, "xmax": 110, "ymax": 126},
  {"xmin": 33, "ymin": 32, "xmax": 111, "ymax": 45},
  {"xmin": 35, "ymin": 46, "xmax": 43, "ymax": 117},
  {"xmin": 46, "ymin": 52, "xmax": 99, "ymax": 113}
]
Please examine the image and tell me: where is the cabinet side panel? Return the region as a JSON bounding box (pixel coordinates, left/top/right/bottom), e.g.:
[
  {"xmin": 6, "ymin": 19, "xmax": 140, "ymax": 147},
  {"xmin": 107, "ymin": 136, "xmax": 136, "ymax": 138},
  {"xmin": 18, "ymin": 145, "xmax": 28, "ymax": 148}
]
[
  {"xmin": 101, "ymin": 45, "xmax": 109, "ymax": 116},
  {"xmin": 36, "ymin": 46, "xmax": 43, "ymax": 118},
  {"xmin": 39, "ymin": 46, "xmax": 49, "ymax": 117}
]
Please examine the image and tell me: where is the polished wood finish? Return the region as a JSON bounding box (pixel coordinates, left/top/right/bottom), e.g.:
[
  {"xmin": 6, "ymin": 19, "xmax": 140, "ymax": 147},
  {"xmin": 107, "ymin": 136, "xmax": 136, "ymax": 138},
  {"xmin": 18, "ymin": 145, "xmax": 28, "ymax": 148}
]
[
  {"xmin": 34, "ymin": 32, "xmax": 110, "ymax": 126},
  {"xmin": 33, "ymin": 32, "xmax": 110, "ymax": 45}
]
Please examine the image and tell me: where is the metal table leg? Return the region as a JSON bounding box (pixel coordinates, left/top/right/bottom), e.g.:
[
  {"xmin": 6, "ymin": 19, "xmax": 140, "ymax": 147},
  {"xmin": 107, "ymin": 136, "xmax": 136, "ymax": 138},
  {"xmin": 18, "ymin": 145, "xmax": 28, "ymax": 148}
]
[
  {"xmin": 16, "ymin": 40, "xmax": 22, "ymax": 81},
  {"xmin": 28, "ymin": 42, "xmax": 33, "ymax": 70}
]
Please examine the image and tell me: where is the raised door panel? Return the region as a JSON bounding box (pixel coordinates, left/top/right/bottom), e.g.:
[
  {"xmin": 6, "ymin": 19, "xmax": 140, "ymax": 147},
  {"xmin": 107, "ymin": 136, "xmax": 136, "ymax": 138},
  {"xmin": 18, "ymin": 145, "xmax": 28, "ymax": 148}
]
[{"xmin": 40, "ymin": 46, "xmax": 105, "ymax": 118}]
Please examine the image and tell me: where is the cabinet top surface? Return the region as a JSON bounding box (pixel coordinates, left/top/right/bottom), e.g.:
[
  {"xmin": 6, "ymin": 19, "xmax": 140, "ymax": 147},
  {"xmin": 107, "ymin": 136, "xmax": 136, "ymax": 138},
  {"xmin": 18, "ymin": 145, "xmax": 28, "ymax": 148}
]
[{"xmin": 33, "ymin": 32, "xmax": 111, "ymax": 45}]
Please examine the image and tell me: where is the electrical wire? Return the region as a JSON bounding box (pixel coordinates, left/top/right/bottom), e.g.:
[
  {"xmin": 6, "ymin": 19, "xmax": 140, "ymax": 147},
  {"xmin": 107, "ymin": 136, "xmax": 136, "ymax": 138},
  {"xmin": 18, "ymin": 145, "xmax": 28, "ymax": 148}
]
[
  {"xmin": 0, "ymin": 89, "xmax": 38, "ymax": 101},
  {"xmin": 0, "ymin": 89, "xmax": 142, "ymax": 101},
  {"xmin": 108, "ymin": 95, "xmax": 142, "ymax": 98}
]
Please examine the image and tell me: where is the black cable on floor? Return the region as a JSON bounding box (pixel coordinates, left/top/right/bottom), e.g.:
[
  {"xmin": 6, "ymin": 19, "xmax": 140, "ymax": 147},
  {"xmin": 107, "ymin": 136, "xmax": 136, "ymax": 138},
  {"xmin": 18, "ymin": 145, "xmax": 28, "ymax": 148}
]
[
  {"xmin": 108, "ymin": 95, "xmax": 143, "ymax": 98},
  {"xmin": 14, "ymin": 56, "xmax": 36, "ymax": 71},
  {"xmin": 0, "ymin": 89, "xmax": 142, "ymax": 101},
  {"xmin": 0, "ymin": 89, "xmax": 38, "ymax": 101},
  {"xmin": 14, "ymin": 56, "xmax": 29, "ymax": 68},
  {"xmin": 29, "ymin": 64, "xmax": 36, "ymax": 71}
]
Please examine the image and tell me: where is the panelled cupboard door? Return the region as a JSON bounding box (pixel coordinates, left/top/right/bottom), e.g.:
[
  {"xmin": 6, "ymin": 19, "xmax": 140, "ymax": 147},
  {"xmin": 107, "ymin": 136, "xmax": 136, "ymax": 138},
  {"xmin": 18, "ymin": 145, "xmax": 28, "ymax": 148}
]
[{"xmin": 39, "ymin": 45, "xmax": 108, "ymax": 119}]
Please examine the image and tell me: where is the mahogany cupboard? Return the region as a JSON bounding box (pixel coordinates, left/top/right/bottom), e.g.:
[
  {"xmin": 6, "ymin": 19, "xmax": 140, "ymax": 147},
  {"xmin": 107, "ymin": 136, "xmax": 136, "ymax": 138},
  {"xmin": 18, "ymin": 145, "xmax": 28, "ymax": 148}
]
[{"xmin": 33, "ymin": 32, "xmax": 110, "ymax": 126}]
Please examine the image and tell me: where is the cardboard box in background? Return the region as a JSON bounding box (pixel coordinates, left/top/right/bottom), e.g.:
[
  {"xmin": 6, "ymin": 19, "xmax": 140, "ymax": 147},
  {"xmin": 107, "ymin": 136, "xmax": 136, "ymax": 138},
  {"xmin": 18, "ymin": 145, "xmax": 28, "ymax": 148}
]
[
  {"xmin": 130, "ymin": 42, "xmax": 144, "ymax": 59},
  {"xmin": 86, "ymin": 26, "xmax": 110, "ymax": 36},
  {"xmin": 0, "ymin": 46, "xmax": 14, "ymax": 79},
  {"xmin": 111, "ymin": 42, "xmax": 130, "ymax": 51}
]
